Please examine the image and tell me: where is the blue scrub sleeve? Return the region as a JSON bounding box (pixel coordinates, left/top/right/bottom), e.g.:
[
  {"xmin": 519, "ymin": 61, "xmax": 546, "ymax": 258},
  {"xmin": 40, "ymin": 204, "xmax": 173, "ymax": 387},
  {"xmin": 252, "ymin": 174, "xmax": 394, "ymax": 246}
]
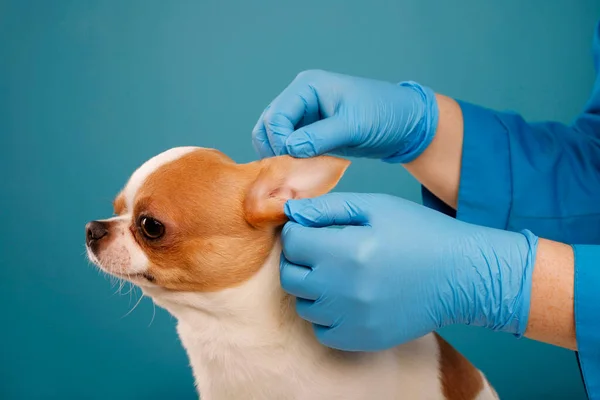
[
  {"xmin": 429, "ymin": 99, "xmax": 600, "ymax": 243},
  {"xmin": 574, "ymin": 245, "xmax": 600, "ymax": 399}
]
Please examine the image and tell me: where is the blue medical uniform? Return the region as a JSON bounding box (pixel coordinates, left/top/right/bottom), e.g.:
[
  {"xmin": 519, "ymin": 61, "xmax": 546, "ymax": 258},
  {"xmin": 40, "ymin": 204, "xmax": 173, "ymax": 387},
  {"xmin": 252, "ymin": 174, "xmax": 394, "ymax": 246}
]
[{"xmin": 422, "ymin": 21, "xmax": 600, "ymax": 399}]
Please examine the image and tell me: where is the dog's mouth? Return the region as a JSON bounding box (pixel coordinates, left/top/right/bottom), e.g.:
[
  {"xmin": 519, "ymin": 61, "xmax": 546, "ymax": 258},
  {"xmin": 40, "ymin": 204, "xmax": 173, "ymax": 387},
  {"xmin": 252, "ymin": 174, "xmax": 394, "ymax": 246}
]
[
  {"xmin": 109, "ymin": 270, "xmax": 156, "ymax": 284},
  {"xmin": 127, "ymin": 272, "xmax": 156, "ymax": 283}
]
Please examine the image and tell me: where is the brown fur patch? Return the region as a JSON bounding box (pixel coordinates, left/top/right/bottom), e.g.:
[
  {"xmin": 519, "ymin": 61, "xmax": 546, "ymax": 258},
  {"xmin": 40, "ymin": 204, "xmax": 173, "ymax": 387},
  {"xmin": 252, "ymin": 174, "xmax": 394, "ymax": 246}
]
[
  {"xmin": 124, "ymin": 148, "xmax": 348, "ymax": 292},
  {"xmin": 435, "ymin": 333, "xmax": 484, "ymax": 400},
  {"xmin": 113, "ymin": 193, "xmax": 125, "ymax": 215}
]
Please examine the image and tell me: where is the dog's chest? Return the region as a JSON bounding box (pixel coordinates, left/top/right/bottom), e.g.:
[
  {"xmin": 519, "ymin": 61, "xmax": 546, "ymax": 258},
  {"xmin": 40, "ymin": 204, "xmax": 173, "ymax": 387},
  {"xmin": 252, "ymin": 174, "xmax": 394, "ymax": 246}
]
[{"xmin": 177, "ymin": 321, "xmax": 446, "ymax": 400}]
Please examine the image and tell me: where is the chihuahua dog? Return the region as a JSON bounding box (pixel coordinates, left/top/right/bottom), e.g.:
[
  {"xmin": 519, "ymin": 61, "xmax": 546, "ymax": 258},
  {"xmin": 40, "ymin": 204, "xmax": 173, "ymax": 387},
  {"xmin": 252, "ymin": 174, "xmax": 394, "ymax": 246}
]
[{"xmin": 85, "ymin": 147, "xmax": 498, "ymax": 400}]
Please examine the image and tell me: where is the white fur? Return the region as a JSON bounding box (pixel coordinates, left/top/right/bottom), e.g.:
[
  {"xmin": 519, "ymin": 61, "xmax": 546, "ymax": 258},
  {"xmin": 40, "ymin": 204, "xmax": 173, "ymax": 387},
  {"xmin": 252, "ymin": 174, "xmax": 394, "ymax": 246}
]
[
  {"xmin": 477, "ymin": 374, "xmax": 499, "ymax": 400},
  {"xmin": 91, "ymin": 215, "xmax": 150, "ymax": 277}
]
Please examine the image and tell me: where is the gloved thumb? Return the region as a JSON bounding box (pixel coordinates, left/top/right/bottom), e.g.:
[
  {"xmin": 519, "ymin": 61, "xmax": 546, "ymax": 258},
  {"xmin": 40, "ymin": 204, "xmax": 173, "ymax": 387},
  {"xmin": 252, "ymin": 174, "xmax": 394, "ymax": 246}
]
[
  {"xmin": 284, "ymin": 193, "xmax": 370, "ymax": 227},
  {"xmin": 285, "ymin": 117, "xmax": 355, "ymax": 158}
]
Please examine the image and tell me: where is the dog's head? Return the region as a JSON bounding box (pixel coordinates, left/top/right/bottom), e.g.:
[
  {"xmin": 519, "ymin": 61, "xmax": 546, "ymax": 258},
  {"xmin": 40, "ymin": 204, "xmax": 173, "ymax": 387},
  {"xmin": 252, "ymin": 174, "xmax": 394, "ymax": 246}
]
[{"xmin": 85, "ymin": 147, "xmax": 349, "ymax": 292}]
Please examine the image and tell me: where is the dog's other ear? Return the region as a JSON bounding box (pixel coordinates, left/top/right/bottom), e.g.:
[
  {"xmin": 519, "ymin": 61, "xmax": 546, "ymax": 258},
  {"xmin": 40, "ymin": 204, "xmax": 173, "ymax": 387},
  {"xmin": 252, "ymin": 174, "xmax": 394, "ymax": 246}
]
[{"xmin": 244, "ymin": 155, "xmax": 350, "ymax": 228}]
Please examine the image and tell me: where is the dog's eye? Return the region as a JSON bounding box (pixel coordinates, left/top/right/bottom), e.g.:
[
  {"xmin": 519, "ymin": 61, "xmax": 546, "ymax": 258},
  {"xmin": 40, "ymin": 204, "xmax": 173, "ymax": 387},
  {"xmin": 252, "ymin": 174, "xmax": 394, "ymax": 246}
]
[{"xmin": 139, "ymin": 217, "xmax": 165, "ymax": 240}]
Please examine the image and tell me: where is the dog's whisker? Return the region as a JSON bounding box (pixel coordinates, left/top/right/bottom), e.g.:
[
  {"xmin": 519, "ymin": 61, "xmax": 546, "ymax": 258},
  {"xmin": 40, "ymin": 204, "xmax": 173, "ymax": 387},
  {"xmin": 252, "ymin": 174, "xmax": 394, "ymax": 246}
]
[
  {"xmin": 148, "ymin": 295, "xmax": 157, "ymax": 328},
  {"xmin": 122, "ymin": 290, "xmax": 145, "ymax": 319},
  {"xmin": 125, "ymin": 282, "xmax": 135, "ymax": 300}
]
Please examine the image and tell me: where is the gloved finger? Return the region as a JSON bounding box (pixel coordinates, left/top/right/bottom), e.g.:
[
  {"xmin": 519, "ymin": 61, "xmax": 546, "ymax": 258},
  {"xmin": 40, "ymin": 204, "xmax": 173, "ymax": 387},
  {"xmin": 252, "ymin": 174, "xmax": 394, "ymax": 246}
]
[
  {"xmin": 295, "ymin": 104, "xmax": 320, "ymax": 129},
  {"xmin": 251, "ymin": 106, "xmax": 275, "ymax": 158},
  {"xmin": 263, "ymin": 111, "xmax": 294, "ymax": 156},
  {"xmin": 279, "ymin": 254, "xmax": 320, "ymax": 301},
  {"xmin": 281, "ymin": 221, "xmax": 346, "ymax": 266},
  {"xmin": 284, "ymin": 117, "xmax": 358, "ymax": 158},
  {"xmin": 295, "ymin": 298, "xmax": 335, "ymax": 327},
  {"xmin": 262, "ymin": 79, "xmax": 320, "ymax": 156},
  {"xmin": 284, "ymin": 193, "xmax": 371, "ymax": 228}
]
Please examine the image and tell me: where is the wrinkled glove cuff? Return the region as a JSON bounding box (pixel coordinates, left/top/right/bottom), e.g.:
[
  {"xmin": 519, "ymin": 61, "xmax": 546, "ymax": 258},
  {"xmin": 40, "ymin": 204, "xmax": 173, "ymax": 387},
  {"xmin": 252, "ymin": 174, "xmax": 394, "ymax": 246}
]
[
  {"xmin": 381, "ymin": 81, "xmax": 439, "ymax": 164},
  {"xmin": 463, "ymin": 228, "xmax": 538, "ymax": 337},
  {"xmin": 496, "ymin": 229, "xmax": 539, "ymax": 337}
]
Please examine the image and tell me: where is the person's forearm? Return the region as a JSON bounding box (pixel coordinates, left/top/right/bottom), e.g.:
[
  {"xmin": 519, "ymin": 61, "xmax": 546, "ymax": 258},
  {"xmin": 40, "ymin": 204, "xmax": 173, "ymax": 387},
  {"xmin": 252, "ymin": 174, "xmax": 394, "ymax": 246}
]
[
  {"xmin": 525, "ymin": 238, "xmax": 576, "ymax": 350},
  {"xmin": 403, "ymin": 94, "xmax": 463, "ymax": 209}
]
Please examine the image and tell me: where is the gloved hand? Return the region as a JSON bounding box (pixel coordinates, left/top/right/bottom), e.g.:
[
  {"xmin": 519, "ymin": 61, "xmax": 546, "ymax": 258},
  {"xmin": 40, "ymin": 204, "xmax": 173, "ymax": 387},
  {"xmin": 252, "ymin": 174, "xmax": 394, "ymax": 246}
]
[
  {"xmin": 252, "ymin": 70, "xmax": 439, "ymax": 164},
  {"xmin": 280, "ymin": 193, "xmax": 539, "ymax": 351}
]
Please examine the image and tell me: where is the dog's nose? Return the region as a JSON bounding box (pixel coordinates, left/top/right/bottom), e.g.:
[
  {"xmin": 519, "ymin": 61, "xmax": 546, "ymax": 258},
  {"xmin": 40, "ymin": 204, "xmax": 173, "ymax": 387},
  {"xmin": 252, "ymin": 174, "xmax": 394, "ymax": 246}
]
[{"xmin": 86, "ymin": 220, "xmax": 108, "ymax": 246}]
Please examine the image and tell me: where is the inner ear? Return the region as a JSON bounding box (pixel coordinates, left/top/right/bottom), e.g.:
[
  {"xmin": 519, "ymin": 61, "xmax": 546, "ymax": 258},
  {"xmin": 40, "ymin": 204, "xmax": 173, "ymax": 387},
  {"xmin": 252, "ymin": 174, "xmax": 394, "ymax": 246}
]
[{"xmin": 244, "ymin": 155, "xmax": 350, "ymax": 228}]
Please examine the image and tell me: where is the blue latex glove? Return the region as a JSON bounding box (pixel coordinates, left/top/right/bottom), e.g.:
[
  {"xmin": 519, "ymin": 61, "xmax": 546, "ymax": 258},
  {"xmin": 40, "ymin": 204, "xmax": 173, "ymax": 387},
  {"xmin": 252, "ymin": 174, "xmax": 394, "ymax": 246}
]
[
  {"xmin": 252, "ymin": 70, "xmax": 438, "ymax": 164},
  {"xmin": 280, "ymin": 193, "xmax": 539, "ymax": 351}
]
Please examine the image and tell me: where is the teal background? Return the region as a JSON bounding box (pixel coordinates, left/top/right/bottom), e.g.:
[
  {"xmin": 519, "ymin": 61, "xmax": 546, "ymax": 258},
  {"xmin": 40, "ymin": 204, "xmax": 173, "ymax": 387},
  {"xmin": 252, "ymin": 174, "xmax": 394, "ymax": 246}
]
[{"xmin": 1, "ymin": 0, "xmax": 599, "ymax": 398}]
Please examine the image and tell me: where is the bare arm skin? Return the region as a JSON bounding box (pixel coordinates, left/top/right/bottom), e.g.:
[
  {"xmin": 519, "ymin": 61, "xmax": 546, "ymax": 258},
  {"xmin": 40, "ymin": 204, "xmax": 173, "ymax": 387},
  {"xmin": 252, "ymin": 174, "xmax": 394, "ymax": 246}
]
[
  {"xmin": 404, "ymin": 95, "xmax": 577, "ymax": 350},
  {"xmin": 527, "ymin": 239, "xmax": 576, "ymax": 350},
  {"xmin": 404, "ymin": 94, "xmax": 464, "ymax": 209}
]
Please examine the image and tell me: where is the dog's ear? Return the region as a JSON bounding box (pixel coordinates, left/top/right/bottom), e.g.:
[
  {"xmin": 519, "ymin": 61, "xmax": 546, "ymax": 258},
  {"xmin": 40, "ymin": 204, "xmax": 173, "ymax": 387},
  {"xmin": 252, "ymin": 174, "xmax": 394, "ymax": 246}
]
[{"xmin": 243, "ymin": 155, "xmax": 350, "ymax": 228}]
